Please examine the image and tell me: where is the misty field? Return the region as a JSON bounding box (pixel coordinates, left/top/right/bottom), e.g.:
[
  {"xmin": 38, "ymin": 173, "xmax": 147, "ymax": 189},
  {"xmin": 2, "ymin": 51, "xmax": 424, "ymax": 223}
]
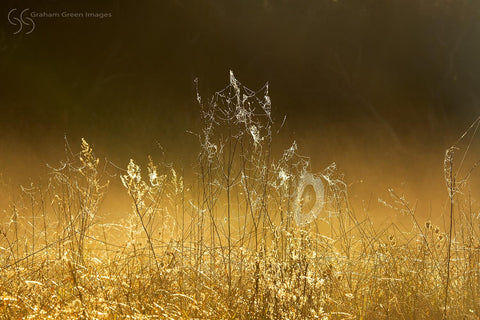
[{"xmin": 1, "ymin": 73, "xmax": 479, "ymax": 319}]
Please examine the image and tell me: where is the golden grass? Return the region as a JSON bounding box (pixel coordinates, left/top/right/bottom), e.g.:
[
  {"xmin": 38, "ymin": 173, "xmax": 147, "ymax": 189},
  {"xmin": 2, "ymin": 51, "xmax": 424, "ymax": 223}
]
[{"xmin": 1, "ymin": 73, "xmax": 479, "ymax": 319}]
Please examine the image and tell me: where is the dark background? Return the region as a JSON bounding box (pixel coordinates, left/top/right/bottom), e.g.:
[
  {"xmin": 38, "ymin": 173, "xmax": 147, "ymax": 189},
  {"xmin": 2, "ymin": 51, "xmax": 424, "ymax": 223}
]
[{"xmin": 1, "ymin": 0, "xmax": 479, "ymax": 221}]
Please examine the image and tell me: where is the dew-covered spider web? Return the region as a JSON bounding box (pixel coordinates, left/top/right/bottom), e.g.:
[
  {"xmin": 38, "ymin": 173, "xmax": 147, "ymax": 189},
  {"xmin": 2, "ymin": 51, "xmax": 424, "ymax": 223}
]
[{"xmin": 293, "ymin": 172, "xmax": 325, "ymax": 227}]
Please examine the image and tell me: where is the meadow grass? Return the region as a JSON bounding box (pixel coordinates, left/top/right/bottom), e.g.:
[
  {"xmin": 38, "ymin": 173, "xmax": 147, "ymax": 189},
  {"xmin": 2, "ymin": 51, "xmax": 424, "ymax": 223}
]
[{"xmin": 1, "ymin": 73, "xmax": 479, "ymax": 319}]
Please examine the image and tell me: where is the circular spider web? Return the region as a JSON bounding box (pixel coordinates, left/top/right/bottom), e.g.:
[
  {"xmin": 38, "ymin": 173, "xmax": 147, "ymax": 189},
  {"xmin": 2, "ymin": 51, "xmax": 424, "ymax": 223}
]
[{"xmin": 293, "ymin": 173, "xmax": 325, "ymax": 227}]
